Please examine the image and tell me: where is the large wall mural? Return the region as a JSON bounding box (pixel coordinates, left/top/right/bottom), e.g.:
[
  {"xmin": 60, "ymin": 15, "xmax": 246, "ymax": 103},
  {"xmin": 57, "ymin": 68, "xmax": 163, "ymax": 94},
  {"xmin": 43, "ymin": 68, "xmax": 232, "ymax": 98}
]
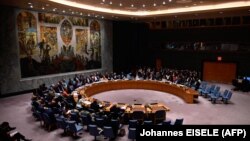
[{"xmin": 17, "ymin": 10, "xmax": 102, "ymax": 78}]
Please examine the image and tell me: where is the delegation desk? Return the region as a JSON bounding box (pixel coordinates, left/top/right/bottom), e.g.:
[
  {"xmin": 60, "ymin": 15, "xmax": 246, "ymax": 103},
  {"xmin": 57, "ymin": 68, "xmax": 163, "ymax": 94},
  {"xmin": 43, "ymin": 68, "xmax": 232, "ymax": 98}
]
[
  {"xmin": 74, "ymin": 80, "xmax": 198, "ymax": 123},
  {"xmin": 77, "ymin": 80, "xmax": 198, "ymax": 104}
]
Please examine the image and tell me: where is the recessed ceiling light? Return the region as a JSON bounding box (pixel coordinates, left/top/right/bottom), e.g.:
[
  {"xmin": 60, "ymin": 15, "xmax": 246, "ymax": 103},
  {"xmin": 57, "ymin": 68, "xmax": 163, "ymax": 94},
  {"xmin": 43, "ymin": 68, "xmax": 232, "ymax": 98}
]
[
  {"xmin": 110, "ymin": 1, "xmax": 112, "ymax": 5},
  {"xmin": 42, "ymin": 7, "xmax": 45, "ymax": 10},
  {"xmin": 169, "ymin": 0, "xmax": 172, "ymax": 2},
  {"xmin": 102, "ymin": 16, "xmax": 104, "ymax": 19},
  {"xmin": 46, "ymin": 4, "xmax": 49, "ymax": 7},
  {"xmin": 193, "ymin": 3, "xmax": 197, "ymax": 6},
  {"xmin": 28, "ymin": 3, "xmax": 32, "ymax": 5},
  {"xmin": 131, "ymin": 4, "xmax": 134, "ymax": 7},
  {"xmin": 102, "ymin": 0, "xmax": 105, "ymax": 2},
  {"xmin": 163, "ymin": 1, "xmax": 166, "ymax": 5},
  {"xmin": 72, "ymin": 11, "xmax": 74, "ymax": 14},
  {"xmin": 30, "ymin": 5, "xmax": 33, "ymax": 8},
  {"xmin": 88, "ymin": 14, "xmax": 90, "ymax": 16},
  {"xmin": 142, "ymin": 4, "xmax": 145, "ymax": 7},
  {"xmin": 53, "ymin": 8, "xmax": 56, "ymax": 11},
  {"xmin": 154, "ymin": 3, "xmax": 157, "ymax": 6},
  {"xmin": 119, "ymin": 3, "xmax": 122, "ymax": 6},
  {"xmin": 62, "ymin": 10, "xmax": 65, "ymax": 13},
  {"xmin": 80, "ymin": 12, "xmax": 82, "ymax": 15}
]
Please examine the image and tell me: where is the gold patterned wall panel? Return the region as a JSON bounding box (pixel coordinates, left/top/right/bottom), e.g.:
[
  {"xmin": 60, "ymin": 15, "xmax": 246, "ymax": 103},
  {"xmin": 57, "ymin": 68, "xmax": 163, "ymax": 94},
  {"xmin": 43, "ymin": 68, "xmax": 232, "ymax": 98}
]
[
  {"xmin": 60, "ymin": 19, "xmax": 73, "ymax": 45},
  {"xmin": 75, "ymin": 29, "xmax": 88, "ymax": 55},
  {"xmin": 17, "ymin": 11, "xmax": 39, "ymax": 58},
  {"xmin": 90, "ymin": 20, "xmax": 101, "ymax": 64},
  {"xmin": 39, "ymin": 26, "xmax": 58, "ymax": 60}
]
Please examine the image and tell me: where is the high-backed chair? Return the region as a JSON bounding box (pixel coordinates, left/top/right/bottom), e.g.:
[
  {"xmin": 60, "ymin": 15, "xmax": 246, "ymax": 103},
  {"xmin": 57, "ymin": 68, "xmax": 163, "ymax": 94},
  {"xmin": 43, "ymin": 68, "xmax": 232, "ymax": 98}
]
[
  {"xmin": 222, "ymin": 91, "xmax": 233, "ymax": 104},
  {"xmin": 67, "ymin": 120, "xmax": 83, "ymax": 137},
  {"xmin": 128, "ymin": 120, "xmax": 138, "ymax": 129},
  {"xmin": 143, "ymin": 120, "xmax": 153, "ymax": 125},
  {"xmin": 131, "ymin": 111, "xmax": 144, "ymax": 124},
  {"xmin": 153, "ymin": 110, "xmax": 166, "ymax": 124},
  {"xmin": 88, "ymin": 124, "xmax": 102, "ymax": 141},
  {"xmin": 56, "ymin": 117, "xmax": 68, "ymax": 133},
  {"xmin": 128, "ymin": 128, "xmax": 136, "ymax": 141},
  {"xmin": 162, "ymin": 120, "xmax": 172, "ymax": 126},
  {"xmin": 95, "ymin": 118, "xmax": 105, "ymax": 128},
  {"xmin": 103, "ymin": 126, "xmax": 115, "ymax": 140},
  {"xmin": 172, "ymin": 118, "xmax": 184, "ymax": 125}
]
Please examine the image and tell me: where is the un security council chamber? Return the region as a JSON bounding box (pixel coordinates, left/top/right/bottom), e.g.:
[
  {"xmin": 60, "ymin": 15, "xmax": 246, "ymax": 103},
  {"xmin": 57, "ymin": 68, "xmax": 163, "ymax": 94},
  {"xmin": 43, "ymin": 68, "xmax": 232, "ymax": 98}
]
[{"xmin": 0, "ymin": 0, "xmax": 250, "ymax": 141}]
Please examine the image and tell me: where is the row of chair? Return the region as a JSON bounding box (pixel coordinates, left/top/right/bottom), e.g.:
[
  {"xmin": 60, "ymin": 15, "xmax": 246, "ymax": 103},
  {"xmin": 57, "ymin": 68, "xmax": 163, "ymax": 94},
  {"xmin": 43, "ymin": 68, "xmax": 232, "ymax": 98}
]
[{"xmin": 198, "ymin": 83, "xmax": 233, "ymax": 104}]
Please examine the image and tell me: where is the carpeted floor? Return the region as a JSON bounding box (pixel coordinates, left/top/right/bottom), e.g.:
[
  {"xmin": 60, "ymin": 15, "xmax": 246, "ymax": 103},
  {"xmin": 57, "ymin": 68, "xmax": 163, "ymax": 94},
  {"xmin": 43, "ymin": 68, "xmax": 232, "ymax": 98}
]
[{"xmin": 0, "ymin": 83, "xmax": 250, "ymax": 141}]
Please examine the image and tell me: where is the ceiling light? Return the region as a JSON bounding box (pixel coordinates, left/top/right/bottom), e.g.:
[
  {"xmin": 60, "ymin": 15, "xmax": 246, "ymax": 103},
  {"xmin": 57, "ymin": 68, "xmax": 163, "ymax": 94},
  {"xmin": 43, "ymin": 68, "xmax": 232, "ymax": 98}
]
[
  {"xmin": 42, "ymin": 7, "xmax": 45, "ymax": 10},
  {"xmin": 102, "ymin": 0, "xmax": 105, "ymax": 2},
  {"xmin": 102, "ymin": 16, "xmax": 104, "ymax": 19},
  {"xmin": 95, "ymin": 15, "xmax": 98, "ymax": 17},
  {"xmin": 72, "ymin": 11, "xmax": 74, "ymax": 14},
  {"xmin": 219, "ymin": 11, "xmax": 223, "ymax": 14},
  {"xmin": 193, "ymin": 3, "xmax": 197, "ymax": 6},
  {"xmin": 46, "ymin": 4, "xmax": 49, "ymax": 7},
  {"xmin": 163, "ymin": 1, "xmax": 166, "ymax": 5},
  {"xmin": 30, "ymin": 5, "xmax": 33, "ymax": 8},
  {"xmin": 62, "ymin": 10, "xmax": 65, "ymax": 13},
  {"xmin": 28, "ymin": 3, "xmax": 32, "ymax": 5},
  {"xmin": 49, "ymin": 0, "xmax": 250, "ymax": 16},
  {"xmin": 80, "ymin": 12, "xmax": 83, "ymax": 15},
  {"xmin": 169, "ymin": 0, "xmax": 172, "ymax": 2},
  {"xmin": 200, "ymin": 1, "xmax": 203, "ymax": 4},
  {"xmin": 154, "ymin": 3, "xmax": 157, "ymax": 7},
  {"xmin": 88, "ymin": 14, "xmax": 90, "ymax": 16},
  {"xmin": 131, "ymin": 4, "xmax": 134, "ymax": 7},
  {"xmin": 142, "ymin": 4, "xmax": 145, "ymax": 7},
  {"xmin": 119, "ymin": 3, "xmax": 122, "ymax": 6},
  {"xmin": 53, "ymin": 8, "xmax": 56, "ymax": 11},
  {"xmin": 110, "ymin": 1, "xmax": 112, "ymax": 5},
  {"xmin": 100, "ymin": 2, "xmax": 104, "ymax": 4}
]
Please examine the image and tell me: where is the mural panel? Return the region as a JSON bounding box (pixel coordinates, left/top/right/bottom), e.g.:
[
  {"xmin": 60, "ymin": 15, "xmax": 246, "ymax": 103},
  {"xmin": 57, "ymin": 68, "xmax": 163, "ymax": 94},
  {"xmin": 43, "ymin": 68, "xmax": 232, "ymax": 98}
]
[
  {"xmin": 75, "ymin": 29, "xmax": 88, "ymax": 54},
  {"xmin": 17, "ymin": 11, "xmax": 102, "ymax": 78},
  {"xmin": 39, "ymin": 26, "xmax": 58, "ymax": 62},
  {"xmin": 38, "ymin": 13, "xmax": 64, "ymax": 24},
  {"xmin": 69, "ymin": 17, "xmax": 88, "ymax": 26},
  {"xmin": 60, "ymin": 19, "xmax": 73, "ymax": 45},
  {"xmin": 89, "ymin": 20, "xmax": 102, "ymax": 69},
  {"xmin": 17, "ymin": 11, "xmax": 38, "ymax": 58}
]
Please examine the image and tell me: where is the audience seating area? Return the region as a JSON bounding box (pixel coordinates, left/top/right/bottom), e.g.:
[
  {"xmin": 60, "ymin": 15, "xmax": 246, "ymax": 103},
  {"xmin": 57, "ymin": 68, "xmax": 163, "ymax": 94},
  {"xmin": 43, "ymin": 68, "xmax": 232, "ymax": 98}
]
[{"xmin": 30, "ymin": 67, "xmax": 205, "ymax": 140}]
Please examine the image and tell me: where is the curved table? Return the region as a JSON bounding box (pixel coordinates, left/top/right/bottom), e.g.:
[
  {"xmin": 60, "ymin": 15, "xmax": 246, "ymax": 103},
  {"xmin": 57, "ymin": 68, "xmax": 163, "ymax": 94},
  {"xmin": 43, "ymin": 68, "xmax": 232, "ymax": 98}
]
[{"xmin": 77, "ymin": 80, "xmax": 198, "ymax": 104}]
